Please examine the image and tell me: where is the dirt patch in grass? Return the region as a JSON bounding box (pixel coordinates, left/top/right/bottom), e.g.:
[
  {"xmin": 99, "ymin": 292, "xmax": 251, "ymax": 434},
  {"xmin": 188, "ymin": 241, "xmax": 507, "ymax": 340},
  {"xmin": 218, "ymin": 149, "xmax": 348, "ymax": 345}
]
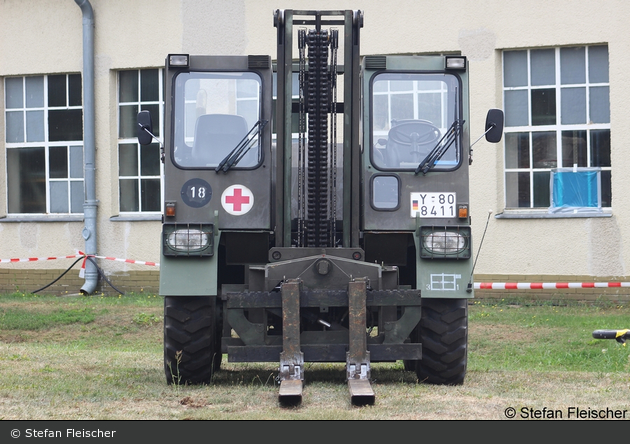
[{"xmin": 470, "ymin": 321, "xmax": 557, "ymax": 343}]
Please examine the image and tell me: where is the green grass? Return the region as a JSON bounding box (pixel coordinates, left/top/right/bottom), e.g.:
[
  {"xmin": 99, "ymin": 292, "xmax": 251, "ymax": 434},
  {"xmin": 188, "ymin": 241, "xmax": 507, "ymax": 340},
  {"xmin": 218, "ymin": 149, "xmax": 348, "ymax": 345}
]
[
  {"xmin": 0, "ymin": 307, "xmax": 95, "ymax": 330},
  {"xmin": 0, "ymin": 291, "xmax": 628, "ymax": 420},
  {"xmin": 468, "ymin": 297, "xmax": 630, "ymax": 373}
]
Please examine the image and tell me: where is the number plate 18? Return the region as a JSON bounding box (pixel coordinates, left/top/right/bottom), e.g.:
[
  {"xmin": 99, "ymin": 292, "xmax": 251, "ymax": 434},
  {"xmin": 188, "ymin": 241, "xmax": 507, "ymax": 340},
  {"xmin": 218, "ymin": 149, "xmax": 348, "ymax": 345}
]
[{"xmin": 410, "ymin": 192, "xmax": 456, "ymax": 218}]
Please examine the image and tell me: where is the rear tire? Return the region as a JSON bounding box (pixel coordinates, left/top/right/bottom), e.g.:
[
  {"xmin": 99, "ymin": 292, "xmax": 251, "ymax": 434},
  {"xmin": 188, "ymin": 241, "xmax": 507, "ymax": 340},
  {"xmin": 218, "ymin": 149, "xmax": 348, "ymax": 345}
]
[
  {"xmin": 164, "ymin": 296, "xmax": 220, "ymax": 385},
  {"xmin": 416, "ymin": 298, "xmax": 468, "ymax": 385}
]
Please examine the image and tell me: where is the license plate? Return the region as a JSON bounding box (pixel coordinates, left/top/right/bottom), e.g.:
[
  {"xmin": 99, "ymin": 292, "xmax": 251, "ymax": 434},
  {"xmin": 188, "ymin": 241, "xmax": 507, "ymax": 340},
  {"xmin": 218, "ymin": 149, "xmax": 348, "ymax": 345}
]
[{"xmin": 410, "ymin": 192, "xmax": 456, "ymax": 218}]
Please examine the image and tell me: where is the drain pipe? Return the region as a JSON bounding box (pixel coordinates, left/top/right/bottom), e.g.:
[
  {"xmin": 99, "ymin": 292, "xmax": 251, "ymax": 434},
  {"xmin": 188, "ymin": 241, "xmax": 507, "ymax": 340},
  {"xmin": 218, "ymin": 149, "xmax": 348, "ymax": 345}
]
[{"xmin": 75, "ymin": 0, "xmax": 99, "ymax": 295}]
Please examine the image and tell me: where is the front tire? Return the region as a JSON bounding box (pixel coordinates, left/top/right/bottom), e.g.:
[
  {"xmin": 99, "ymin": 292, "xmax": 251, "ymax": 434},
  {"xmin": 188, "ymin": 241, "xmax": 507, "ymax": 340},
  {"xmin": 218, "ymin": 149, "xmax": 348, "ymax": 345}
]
[
  {"xmin": 416, "ymin": 298, "xmax": 468, "ymax": 385},
  {"xmin": 164, "ymin": 296, "xmax": 220, "ymax": 385}
]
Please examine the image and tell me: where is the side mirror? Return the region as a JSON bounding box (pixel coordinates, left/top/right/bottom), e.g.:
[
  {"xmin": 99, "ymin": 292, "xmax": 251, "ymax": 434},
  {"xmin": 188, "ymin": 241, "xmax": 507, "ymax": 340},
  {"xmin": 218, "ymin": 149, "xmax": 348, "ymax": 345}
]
[
  {"xmin": 137, "ymin": 110, "xmax": 154, "ymax": 146},
  {"xmin": 484, "ymin": 109, "xmax": 504, "ymax": 143}
]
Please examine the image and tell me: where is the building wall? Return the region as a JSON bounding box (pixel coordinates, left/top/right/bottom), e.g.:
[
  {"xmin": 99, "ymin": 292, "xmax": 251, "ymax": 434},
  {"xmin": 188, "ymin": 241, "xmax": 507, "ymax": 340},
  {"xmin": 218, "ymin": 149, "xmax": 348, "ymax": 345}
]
[{"xmin": 1, "ymin": 0, "xmax": 629, "ymax": 297}]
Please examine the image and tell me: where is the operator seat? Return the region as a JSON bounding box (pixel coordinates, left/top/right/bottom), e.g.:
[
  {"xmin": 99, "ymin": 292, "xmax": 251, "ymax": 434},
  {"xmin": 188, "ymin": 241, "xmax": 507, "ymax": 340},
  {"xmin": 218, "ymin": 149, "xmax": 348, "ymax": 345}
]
[{"xmin": 191, "ymin": 114, "xmax": 249, "ymax": 166}]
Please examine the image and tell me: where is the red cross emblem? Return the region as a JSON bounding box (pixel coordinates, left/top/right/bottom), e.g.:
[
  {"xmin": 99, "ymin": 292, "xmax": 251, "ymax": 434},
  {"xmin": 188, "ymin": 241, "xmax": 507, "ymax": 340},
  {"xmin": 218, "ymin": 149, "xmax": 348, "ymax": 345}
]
[{"xmin": 221, "ymin": 185, "xmax": 254, "ymax": 216}]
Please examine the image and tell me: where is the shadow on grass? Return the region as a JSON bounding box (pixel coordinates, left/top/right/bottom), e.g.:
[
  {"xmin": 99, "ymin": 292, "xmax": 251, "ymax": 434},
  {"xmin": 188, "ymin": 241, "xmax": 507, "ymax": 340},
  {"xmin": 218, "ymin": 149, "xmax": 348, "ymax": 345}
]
[{"xmin": 209, "ymin": 360, "xmax": 419, "ymax": 388}]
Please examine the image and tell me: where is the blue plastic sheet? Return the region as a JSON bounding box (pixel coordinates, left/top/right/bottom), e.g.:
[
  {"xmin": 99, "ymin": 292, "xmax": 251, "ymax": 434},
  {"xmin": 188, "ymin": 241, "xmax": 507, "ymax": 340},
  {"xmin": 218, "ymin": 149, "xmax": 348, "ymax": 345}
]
[{"xmin": 548, "ymin": 167, "xmax": 602, "ymax": 213}]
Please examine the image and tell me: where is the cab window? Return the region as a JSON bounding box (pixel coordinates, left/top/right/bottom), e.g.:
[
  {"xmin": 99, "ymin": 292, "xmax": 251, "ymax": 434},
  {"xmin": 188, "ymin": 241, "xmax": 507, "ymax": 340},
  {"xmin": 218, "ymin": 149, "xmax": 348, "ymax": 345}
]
[{"xmin": 173, "ymin": 71, "xmax": 262, "ymax": 169}]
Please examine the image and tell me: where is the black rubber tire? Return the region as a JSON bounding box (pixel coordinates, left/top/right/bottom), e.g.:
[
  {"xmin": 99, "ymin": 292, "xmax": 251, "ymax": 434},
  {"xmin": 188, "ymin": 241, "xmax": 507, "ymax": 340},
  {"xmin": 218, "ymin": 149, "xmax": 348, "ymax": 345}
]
[
  {"xmin": 164, "ymin": 296, "xmax": 220, "ymax": 385},
  {"xmin": 416, "ymin": 298, "xmax": 468, "ymax": 385}
]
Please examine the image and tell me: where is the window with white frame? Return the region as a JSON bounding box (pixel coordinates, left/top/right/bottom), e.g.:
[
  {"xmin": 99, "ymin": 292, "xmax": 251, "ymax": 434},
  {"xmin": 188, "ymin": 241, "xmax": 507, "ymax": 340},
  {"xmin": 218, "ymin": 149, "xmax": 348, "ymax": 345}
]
[
  {"xmin": 5, "ymin": 74, "xmax": 84, "ymax": 214},
  {"xmin": 502, "ymin": 45, "xmax": 611, "ymax": 209},
  {"xmin": 118, "ymin": 69, "xmax": 163, "ymax": 213}
]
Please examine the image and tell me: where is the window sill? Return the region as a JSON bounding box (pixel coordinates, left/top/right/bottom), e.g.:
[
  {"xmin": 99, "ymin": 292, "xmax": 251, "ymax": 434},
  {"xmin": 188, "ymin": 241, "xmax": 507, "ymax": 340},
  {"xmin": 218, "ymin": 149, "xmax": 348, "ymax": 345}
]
[
  {"xmin": 110, "ymin": 214, "xmax": 162, "ymax": 222},
  {"xmin": 495, "ymin": 209, "xmax": 612, "ymax": 219},
  {"xmin": 0, "ymin": 215, "xmax": 84, "ymax": 223}
]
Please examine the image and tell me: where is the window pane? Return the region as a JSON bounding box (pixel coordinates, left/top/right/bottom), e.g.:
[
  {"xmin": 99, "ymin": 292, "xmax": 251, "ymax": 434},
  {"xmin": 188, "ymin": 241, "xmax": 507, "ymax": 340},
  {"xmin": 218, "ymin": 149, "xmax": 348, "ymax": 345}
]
[
  {"xmin": 25, "ymin": 76, "xmax": 44, "ymax": 108},
  {"xmin": 69, "ymin": 145, "xmax": 84, "ymax": 178},
  {"xmin": 50, "ymin": 181, "xmax": 69, "ymax": 213},
  {"xmin": 532, "ymin": 132, "xmax": 557, "ymax": 168},
  {"xmin": 140, "ymin": 69, "xmax": 159, "ymax": 102},
  {"xmin": 531, "ymin": 89, "xmax": 556, "ymax": 126},
  {"xmin": 140, "ymin": 143, "xmax": 160, "ymax": 176},
  {"xmin": 503, "ymin": 51, "xmax": 528, "ymax": 87},
  {"xmin": 7, "ymin": 147, "xmax": 46, "ymax": 213},
  {"xmin": 116, "ymin": 69, "xmax": 163, "ymax": 214},
  {"xmin": 119, "ymin": 104, "xmax": 138, "ymax": 138},
  {"xmin": 561, "ymin": 130, "xmax": 587, "ymax": 167},
  {"xmin": 504, "ymin": 132, "xmax": 530, "ymax": 169},
  {"xmin": 372, "ymin": 94, "xmax": 389, "ymax": 132},
  {"xmin": 48, "ymin": 75, "xmax": 67, "ymax": 107},
  {"xmin": 600, "ymin": 170, "xmax": 611, "ymax": 207},
  {"xmin": 141, "ymin": 179, "xmax": 161, "ymax": 211},
  {"xmin": 589, "ymin": 86, "xmax": 610, "ymax": 123},
  {"xmin": 6, "ymin": 111, "xmax": 24, "ymax": 143},
  {"xmin": 119, "ymin": 179, "xmax": 139, "ymax": 212},
  {"xmin": 49, "ymin": 146, "xmax": 68, "ymax": 178},
  {"xmin": 588, "ymin": 45, "xmax": 609, "ymax": 83},
  {"xmin": 504, "ymin": 90, "xmax": 528, "ymax": 127},
  {"xmin": 417, "ymin": 92, "xmax": 442, "ymax": 124},
  {"xmin": 372, "ymin": 176, "xmax": 399, "ymax": 209},
  {"xmin": 185, "ymin": 102, "xmax": 196, "ymax": 138},
  {"xmin": 391, "ymin": 81, "xmax": 413, "ymax": 92},
  {"xmin": 236, "ymin": 77, "xmax": 258, "ymax": 98},
  {"xmin": 185, "ymin": 78, "xmax": 200, "ymax": 101},
  {"xmin": 68, "ymin": 74, "xmax": 82, "ymax": 106},
  {"xmin": 5, "ymin": 77, "xmax": 23, "ymax": 108},
  {"xmin": 236, "ymin": 100, "xmax": 258, "ymax": 128},
  {"xmin": 560, "ymin": 47, "xmax": 586, "ymax": 85},
  {"xmin": 71, "ymin": 181, "xmax": 84, "ymax": 213},
  {"xmin": 505, "ymin": 171, "xmax": 530, "ymax": 207},
  {"xmin": 590, "ymin": 129, "xmax": 611, "ymax": 167},
  {"xmin": 390, "ymin": 94, "xmax": 414, "ymax": 121},
  {"xmin": 48, "ymin": 109, "xmax": 83, "ymax": 141},
  {"xmin": 561, "ymin": 87, "xmax": 586, "ymax": 124},
  {"xmin": 119, "ymin": 143, "xmax": 139, "ymax": 176},
  {"xmin": 26, "ymin": 110, "xmax": 45, "ymax": 142},
  {"xmin": 531, "ymin": 49, "xmax": 555, "ymax": 86},
  {"xmin": 119, "ymin": 70, "xmax": 138, "ymax": 102},
  {"xmin": 142, "ymin": 104, "xmax": 160, "ymax": 137},
  {"xmin": 533, "ymin": 171, "xmax": 550, "ymax": 207},
  {"xmin": 373, "ymin": 80, "xmax": 387, "ymax": 93}
]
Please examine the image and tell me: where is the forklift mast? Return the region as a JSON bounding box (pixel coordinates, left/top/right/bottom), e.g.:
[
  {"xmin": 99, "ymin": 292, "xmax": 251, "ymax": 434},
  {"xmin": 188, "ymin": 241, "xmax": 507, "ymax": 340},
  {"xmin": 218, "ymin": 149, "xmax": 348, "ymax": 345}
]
[{"xmin": 274, "ymin": 9, "xmax": 362, "ymax": 249}]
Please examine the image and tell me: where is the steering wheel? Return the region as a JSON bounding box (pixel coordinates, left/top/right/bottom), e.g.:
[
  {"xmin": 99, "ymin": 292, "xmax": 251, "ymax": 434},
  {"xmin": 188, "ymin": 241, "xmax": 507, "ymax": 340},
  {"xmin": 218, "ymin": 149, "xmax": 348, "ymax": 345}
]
[
  {"xmin": 386, "ymin": 120, "xmax": 441, "ymax": 165},
  {"xmin": 388, "ymin": 120, "xmax": 441, "ymax": 146}
]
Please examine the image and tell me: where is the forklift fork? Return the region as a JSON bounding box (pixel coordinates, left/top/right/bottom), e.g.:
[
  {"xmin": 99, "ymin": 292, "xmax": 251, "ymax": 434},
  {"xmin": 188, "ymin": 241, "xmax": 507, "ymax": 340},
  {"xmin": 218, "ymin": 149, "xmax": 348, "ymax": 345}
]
[
  {"xmin": 347, "ymin": 278, "xmax": 375, "ymax": 405},
  {"xmin": 277, "ymin": 277, "xmax": 375, "ymax": 406},
  {"xmin": 278, "ymin": 279, "xmax": 304, "ymax": 405}
]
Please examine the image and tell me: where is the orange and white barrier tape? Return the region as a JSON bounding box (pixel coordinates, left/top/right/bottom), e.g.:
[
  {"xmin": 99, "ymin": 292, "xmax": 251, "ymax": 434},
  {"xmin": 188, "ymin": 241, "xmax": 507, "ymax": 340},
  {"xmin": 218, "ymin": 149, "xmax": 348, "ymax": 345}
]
[
  {"xmin": 89, "ymin": 254, "xmax": 159, "ymax": 267},
  {"xmin": 0, "ymin": 251, "xmax": 159, "ymax": 279},
  {"xmin": 0, "ymin": 253, "xmax": 84, "ymax": 263},
  {"xmin": 474, "ymin": 282, "xmax": 630, "ymax": 290}
]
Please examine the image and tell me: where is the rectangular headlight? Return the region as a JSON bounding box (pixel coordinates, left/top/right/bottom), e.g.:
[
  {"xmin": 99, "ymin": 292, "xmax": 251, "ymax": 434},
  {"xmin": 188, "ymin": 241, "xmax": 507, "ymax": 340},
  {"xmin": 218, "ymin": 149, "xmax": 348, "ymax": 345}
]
[
  {"xmin": 168, "ymin": 54, "xmax": 189, "ymax": 68},
  {"xmin": 163, "ymin": 223, "xmax": 213, "ymax": 257},
  {"xmin": 445, "ymin": 56, "xmax": 467, "ymax": 70},
  {"xmin": 420, "ymin": 226, "xmax": 471, "ymax": 259}
]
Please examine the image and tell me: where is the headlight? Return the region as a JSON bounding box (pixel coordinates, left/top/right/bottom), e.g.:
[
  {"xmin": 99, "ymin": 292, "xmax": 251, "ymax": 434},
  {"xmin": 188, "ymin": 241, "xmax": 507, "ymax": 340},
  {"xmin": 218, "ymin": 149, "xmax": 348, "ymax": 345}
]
[
  {"xmin": 420, "ymin": 227, "xmax": 470, "ymax": 259},
  {"xmin": 168, "ymin": 229, "xmax": 208, "ymax": 251},
  {"xmin": 163, "ymin": 224, "xmax": 214, "ymax": 257}
]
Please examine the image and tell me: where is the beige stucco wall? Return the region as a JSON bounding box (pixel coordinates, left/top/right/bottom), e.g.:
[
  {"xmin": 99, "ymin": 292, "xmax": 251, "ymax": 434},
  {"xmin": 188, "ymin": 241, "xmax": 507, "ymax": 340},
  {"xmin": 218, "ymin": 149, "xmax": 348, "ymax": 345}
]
[{"xmin": 1, "ymin": 0, "xmax": 629, "ymax": 289}]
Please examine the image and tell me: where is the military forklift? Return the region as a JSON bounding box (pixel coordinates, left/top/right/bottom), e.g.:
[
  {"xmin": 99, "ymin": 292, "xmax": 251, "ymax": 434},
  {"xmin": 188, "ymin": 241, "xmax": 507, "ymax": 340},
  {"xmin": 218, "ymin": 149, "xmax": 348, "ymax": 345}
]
[{"xmin": 138, "ymin": 9, "xmax": 503, "ymax": 405}]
